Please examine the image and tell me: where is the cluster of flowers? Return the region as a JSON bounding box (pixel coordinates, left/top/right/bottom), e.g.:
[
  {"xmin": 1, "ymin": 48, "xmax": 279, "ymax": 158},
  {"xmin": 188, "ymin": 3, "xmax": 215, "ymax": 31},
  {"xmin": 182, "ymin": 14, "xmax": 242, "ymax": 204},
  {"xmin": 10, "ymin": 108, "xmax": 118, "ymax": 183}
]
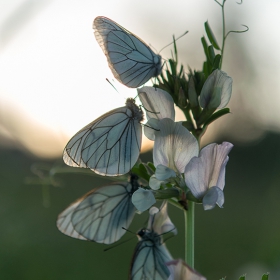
[{"xmin": 57, "ymin": 67, "xmax": 233, "ymax": 279}]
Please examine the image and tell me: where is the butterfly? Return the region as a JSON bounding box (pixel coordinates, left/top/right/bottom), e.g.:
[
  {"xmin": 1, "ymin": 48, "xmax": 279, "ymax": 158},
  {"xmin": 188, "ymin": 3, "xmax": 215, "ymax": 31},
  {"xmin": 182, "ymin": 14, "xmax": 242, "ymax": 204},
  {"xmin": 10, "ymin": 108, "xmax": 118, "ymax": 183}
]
[
  {"xmin": 130, "ymin": 203, "xmax": 174, "ymax": 280},
  {"xmin": 93, "ymin": 16, "xmax": 162, "ymax": 88},
  {"xmin": 63, "ymin": 98, "xmax": 143, "ymax": 176},
  {"xmin": 57, "ymin": 174, "xmax": 139, "ymax": 244}
]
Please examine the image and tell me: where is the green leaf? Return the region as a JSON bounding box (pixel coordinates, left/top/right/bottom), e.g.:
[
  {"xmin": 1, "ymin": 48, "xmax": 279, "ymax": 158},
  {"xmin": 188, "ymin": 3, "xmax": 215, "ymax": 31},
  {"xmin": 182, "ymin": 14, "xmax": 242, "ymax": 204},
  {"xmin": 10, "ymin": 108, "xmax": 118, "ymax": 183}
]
[
  {"xmin": 203, "ymin": 61, "xmax": 210, "ymax": 77},
  {"xmin": 262, "ymin": 273, "xmax": 269, "ymax": 280},
  {"xmin": 213, "ymin": 54, "xmax": 221, "ymax": 70},
  {"xmin": 147, "ymin": 162, "xmax": 156, "ymax": 172},
  {"xmin": 138, "ymin": 163, "xmax": 151, "ymax": 182},
  {"xmin": 201, "ymin": 36, "xmax": 209, "ymax": 58},
  {"xmin": 208, "ymin": 45, "xmax": 215, "ymax": 64},
  {"xmin": 203, "ymin": 108, "xmax": 230, "ymax": 127},
  {"xmin": 173, "ymin": 35, "xmax": 178, "ymax": 63},
  {"xmin": 239, "ymin": 275, "xmax": 246, "ymax": 280},
  {"xmin": 204, "ymin": 21, "xmax": 220, "ymax": 50}
]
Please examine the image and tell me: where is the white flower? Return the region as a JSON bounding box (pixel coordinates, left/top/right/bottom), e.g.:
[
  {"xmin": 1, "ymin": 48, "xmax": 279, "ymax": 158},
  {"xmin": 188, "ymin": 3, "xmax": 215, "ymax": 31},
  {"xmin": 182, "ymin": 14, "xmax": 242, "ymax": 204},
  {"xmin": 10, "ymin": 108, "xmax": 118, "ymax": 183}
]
[
  {"xmin": 184, "ymin": 142, "xmax": 233, "ymax": 210},
  {"xmin": 200, "ymin": 69, "xmax": 233, "ymax": 110},
  {"xmin": 166, "ymin": 259, "xmax": 207, "ymax": 280},
  {"xmin": 148, "ymin": 201, "xmax": 177, "ymax": 235},
  {"xmin": 132, "ymin": 188, "xmax": 156, "ymax": 212},
  {"xmin": 137, "ymin": 86, "xmax": 175, "ymax": 121},
  {"xmin": 153, "ymin": 119, "xmax": 199, "ymax": 174}
]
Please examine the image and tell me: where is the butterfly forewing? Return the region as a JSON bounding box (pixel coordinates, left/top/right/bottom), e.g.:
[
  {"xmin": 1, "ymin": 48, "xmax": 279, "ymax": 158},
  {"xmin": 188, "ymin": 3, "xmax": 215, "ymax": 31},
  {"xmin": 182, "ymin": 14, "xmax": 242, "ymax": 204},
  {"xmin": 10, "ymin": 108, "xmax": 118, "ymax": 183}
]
[
  {"xmin": 56, "ymin": 200, "xmax": 87, "ymax": 240},
  {"xmin": 93, "ymin": 16, "xmax": 162, "ymax": 88},
  {"xmin": 63, "ymin": 99, "xmax": 143, "ymax": 176},
  {"xmin": 57, "ymin": 179, "xmax": 139, "ymax": 244},
  {"xmin": 130, "ymin": 231, "xmax": 172, "ymax": 280},
  {"xmin": 72, "ymin": 182, "xmax": 137, "ymax": 244}
]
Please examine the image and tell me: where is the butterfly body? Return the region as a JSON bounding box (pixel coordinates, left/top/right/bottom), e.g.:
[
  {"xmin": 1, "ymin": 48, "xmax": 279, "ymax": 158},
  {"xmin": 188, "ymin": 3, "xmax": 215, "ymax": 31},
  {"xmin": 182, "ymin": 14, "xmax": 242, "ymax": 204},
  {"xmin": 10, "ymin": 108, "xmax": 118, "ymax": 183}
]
[
  {"xmin": 93, "ymin": 16, "xmax": 162, "ymax": 88},
  {"xmin": 63, "ymin": 98, "xmax": 143, "ymax": 176}
]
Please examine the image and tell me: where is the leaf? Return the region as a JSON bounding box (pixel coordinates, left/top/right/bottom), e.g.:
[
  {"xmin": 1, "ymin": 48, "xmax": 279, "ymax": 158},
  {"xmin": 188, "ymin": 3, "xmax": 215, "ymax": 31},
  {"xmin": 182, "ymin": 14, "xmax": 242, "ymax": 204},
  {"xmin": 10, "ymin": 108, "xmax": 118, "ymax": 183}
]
[
  {"xmin": 203, "ymin": 108, "xmax": 230, "ymax": 127},
  {"xmin": 239, "ymin": 275, "xmax": 246, "ymax": 280},
  {"xmin": 147, "ymin": 162, "xmax": 156, "ymax": 172},
  {"xmin": 213, "ymin": 54, "xmax": 221, "ymax": 70},
  {"xmin": 208, "ymin": 45, "xmax": 215, "ymax": 65},
  {"xmin": 201, "ymin": 36, "xmax": 209, "ymax": 58},
  {"xmin": 205, "ymin": 21, "xmax": 220, "ymax": 50}
]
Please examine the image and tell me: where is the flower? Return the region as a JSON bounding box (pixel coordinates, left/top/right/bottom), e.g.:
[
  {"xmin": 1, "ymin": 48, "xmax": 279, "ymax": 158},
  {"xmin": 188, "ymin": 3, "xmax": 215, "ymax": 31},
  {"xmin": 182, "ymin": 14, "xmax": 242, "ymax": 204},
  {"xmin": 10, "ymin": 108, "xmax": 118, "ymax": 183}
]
[
  {"xmin": 200, "ymin": 69, "xmax": 233, "ymax": 110},
  {"xmin": 137, "ymin": 86, "xmax": 175, "ymax": 121},
  {"xmin": 147, "ymin": 118, "xmax": 199, "ymax": 192},
  {"xmin": 166, "ymin": 259, "xmax": 207, "ymax": 280},
  {"xmin": 184, "ymin": 142, "xmax": 233, "ymax": 210},
  {"xmin": 132, "ymin": 188, "xmax": 156, "ymax": 212},
  {"xmin": 137, "ymin": 86, "xmax": 199, "ymax": 193},
  {"xmin": 148, "ymin": 201, "xmax": 177, "ymax": 235}
]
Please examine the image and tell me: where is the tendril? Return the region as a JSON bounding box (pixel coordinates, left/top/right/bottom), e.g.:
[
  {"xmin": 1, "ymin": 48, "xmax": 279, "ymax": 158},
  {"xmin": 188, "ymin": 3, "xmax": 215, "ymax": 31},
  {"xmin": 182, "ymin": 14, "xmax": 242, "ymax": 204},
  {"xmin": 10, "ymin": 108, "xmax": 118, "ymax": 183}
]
[{"xmin": 225, "ymin": 24, "xmax": 249, "ymax": 40}]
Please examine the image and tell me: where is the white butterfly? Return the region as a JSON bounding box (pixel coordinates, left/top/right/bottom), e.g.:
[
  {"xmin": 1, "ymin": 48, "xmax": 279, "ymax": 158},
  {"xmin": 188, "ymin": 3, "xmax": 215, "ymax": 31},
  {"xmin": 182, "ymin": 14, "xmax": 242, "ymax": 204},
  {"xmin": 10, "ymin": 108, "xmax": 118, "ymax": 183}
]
[
  {"xmin": 130, "ymin": 203, "xmax": 174, "ymax": 280},
  {"xmin": 63, "ymin": 98, "xmax": 143, "ymax": 176},
  {"xmin": 57, "ymin": 174, "xmax": 139, "ymax": 244},
  {"xmin": 93, "ymin": 16, "xmax": 162, "ymax": 88}
]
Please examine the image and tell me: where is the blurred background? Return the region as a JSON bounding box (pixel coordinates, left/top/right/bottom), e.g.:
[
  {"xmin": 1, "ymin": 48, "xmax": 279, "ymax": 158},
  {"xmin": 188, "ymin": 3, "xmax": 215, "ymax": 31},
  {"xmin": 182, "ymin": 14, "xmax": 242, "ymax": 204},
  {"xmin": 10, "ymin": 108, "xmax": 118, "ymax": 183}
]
[{"xmin": 1, "ymin": 0, "xmax": 280, "ymax": 279}]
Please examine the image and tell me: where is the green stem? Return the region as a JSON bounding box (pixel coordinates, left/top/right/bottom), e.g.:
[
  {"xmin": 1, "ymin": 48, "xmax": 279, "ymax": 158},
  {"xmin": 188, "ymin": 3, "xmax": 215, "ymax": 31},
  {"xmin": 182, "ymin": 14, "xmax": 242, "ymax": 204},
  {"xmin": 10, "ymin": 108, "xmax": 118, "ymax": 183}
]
[
  {"xmin": 184, "ymin": 201, "xmax": 195, "ymax": 267},
  {"xmin": 219, "ymin": 0, "xmax": 226, "ymax": 69}
]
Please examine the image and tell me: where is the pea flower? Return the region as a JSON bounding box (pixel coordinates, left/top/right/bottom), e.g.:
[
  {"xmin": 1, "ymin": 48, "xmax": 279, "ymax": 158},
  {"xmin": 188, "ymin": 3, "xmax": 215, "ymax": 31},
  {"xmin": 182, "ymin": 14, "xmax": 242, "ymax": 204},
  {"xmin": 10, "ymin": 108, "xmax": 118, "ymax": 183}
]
[
  {"xmin": 148, "ymin": 119, "xmax": 199, "ymax": 192},
  {"xmin": 184, "ymin": 142, "xmax": 233, "ymax": 210},
  {"xmin": 200, "ymin": 69, "xmax": 233, "ymax": 110},
  {"xmin": 166, "ymin": 259, "xmax": 207, "ymax": 280},
  {"xmin": 138, "ymin": 87, "xmax": 199, "ymax": 190}
]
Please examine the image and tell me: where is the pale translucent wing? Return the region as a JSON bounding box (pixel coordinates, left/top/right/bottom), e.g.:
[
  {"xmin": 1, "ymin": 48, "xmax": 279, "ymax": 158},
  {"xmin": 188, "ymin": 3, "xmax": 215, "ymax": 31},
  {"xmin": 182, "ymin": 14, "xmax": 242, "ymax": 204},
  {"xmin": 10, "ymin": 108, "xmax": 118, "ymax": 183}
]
[
  {"xmin": 56, "ymin": 200, "xmax": 87, "ymax": 240},
  {"xmin": 72, "ymin": 182, "xmax": 137, "ymax": 244},
  {"xmin": 93, "ymin": 16, "xmax": 162, "ymax": 88},
  {"xmin": 130, "ymin": 232, "xmax": 172, "ymax": 280},
  {"xmin": 63, "ymin": 102, "xmax": 142, "ymax": 176}
]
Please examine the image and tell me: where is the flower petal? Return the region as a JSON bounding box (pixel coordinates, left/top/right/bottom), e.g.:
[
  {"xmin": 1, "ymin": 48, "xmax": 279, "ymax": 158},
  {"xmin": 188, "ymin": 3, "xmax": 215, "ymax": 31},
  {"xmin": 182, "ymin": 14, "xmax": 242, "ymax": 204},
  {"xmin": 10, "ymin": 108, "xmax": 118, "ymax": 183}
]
[
  {"xmin": 153, "ymin": 119, "xmax": 199, "ymax": 173},
  {"xmin": 166, "ymin": 259, "xmax": 207, "ymax": 280},
  {"xmin": 148, "ymin": 201, "xmax": 177, "ymax": 235},
  {"xmin": 132, "ymin": 188, "xmax": 156, "ymax": 212},
  {"xmin": 149, "ymin": 174, "xmax": 163, "ymax": 190},
  {"xmin": 155, "ymin": 164, "xmax": 176, "ymax": 181},
  {"xmin": 143, "ymin": 118, "xmax": 160, "ymax": 140},
  {"xmin": 184, "ymin": 142, "xmax": 233, "ymax": 199},
  {"xmin": 200, "ymin": 69, "xmax": 233, "ymax": 109},
  {"xmin": 202, "ymin": 186, "xmax": 224, "ymax": 210},
  {"xmin": 138, "ymin": 86, "xmax": 175, "ymax": 121}
]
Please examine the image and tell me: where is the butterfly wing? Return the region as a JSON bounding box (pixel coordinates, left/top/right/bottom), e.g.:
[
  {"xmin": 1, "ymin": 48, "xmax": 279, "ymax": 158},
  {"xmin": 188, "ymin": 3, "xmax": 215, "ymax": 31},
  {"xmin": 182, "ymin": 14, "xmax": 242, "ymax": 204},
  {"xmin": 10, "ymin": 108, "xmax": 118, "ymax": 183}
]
[
  {"xmin": 130, "ymin": 231, "xmax": 172, "ymax": 280},
  {"xmin": 57, "ymin": 181, "xmax": 138, "ymax": 244},
  {"xmin": 93, "ymin": 16, "xmax": 162, "ymax": 88},
  {"xmin": 72, "ymin": 181, "xmax": 137, "ymax": 244},
  {"xmin": 56, "ymin": 199, "xmax": 87, "ymax": 240},
  {"xmin": 63, "ymin": 101, "xmax": 142, "ymax": 176}
]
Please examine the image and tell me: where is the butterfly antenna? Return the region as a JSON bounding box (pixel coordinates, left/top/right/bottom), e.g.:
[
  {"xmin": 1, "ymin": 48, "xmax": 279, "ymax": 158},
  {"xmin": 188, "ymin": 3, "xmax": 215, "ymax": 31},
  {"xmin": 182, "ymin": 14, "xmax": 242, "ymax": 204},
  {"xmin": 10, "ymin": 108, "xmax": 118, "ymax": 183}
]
[
  {"xmin": 103, "ymin": 236, "xmax": 135, "ymax": 252},
  {"xmin": 106, "ymin": 78, "xmax": 119, "ymax": 93},
  {"xmin": 158, "ymin": 30, "xmax": 189, "ymax": 54}
]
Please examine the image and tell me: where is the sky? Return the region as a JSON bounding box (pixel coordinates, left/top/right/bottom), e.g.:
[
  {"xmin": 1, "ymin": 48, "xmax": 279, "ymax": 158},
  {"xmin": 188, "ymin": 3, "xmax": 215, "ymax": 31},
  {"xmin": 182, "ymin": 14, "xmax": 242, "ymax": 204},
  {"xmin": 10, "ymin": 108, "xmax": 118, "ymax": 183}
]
[{"xmin": 0, "ymin": 0, "xmax": 280, "ymax": 157}]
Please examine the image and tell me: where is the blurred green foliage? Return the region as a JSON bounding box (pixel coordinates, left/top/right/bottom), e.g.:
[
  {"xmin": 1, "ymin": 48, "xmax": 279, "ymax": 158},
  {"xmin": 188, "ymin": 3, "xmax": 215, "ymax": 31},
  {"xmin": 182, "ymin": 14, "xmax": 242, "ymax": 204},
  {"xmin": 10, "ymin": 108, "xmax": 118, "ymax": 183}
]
[{"xmin": 1, "ymin": 133, "xmax": 280, "ymax": 279}]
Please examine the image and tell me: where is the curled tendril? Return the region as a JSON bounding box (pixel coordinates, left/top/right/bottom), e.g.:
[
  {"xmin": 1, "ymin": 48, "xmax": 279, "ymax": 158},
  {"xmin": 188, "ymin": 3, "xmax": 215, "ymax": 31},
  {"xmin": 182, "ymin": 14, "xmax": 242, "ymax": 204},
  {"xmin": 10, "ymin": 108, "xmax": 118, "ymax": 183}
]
[
  {"xmin": 236, "ymin": 0, "xmax": 243, "ymax": 4},
  {"xmin": 225, "ymin": 24, "xmax": 249, "ymax": 40}
]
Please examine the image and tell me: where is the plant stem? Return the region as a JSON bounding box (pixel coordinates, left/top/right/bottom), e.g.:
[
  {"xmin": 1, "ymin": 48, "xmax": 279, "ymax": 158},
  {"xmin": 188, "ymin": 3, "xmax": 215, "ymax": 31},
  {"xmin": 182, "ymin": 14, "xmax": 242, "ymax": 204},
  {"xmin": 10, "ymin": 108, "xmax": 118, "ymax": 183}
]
[
  {"xmin": 184, "ymin": 201, "xmax": 195, "ymax": 267},
  {"xmin": 219, "ymin": 0, "xmax": 226, "ymax": 69}
]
